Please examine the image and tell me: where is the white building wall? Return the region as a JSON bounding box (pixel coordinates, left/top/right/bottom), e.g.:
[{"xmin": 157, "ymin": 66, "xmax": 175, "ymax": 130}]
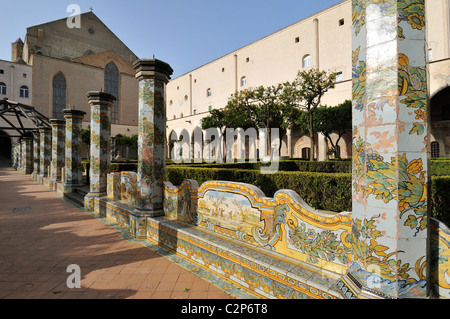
[{"xmin": 0, "ymin": 59, "xmax": 32, "ymax": 105}]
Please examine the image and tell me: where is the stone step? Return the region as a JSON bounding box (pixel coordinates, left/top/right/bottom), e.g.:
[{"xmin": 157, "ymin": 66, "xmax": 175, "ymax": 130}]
[{"xmin": 64, "ymin": 191, "xmax": 85, "ymax": 207}]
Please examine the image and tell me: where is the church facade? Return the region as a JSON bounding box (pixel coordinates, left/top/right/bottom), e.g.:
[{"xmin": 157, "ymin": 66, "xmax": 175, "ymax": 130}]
[{"xmin": 9, "ymin": 11, "xmax": 140, "ymax": 139}]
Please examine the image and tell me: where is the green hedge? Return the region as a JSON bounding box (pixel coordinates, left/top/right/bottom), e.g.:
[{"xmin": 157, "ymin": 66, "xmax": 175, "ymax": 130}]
[
  {"xmin": 167, "ymin": 159, "xmax": 352, "ymax": 173},
  {"xmin": 431, "ymin": 159, "xmax": 450, "ymax": 176},
  {"xmin": 431, "ymin": 176, "xmax": 450, "ymax": 227},
  {"xmin": 164, "ymin": 166, "xmax": 352, "ymax": 212}
]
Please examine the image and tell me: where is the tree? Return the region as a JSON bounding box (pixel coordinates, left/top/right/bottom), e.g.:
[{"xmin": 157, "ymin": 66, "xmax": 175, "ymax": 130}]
[
  {"xmin": 282, "ymin": 69, "xmax": 337, "ymax": 161},
  {"xmin": 81, "ymin": 128, "xmax": 90, "ymax": 147},
  {"xmin": 202, "ymin": 85, "xmax": 291, "ymax": 158},
  {"xmin": 315, "ymin": 100, "xmax": 352, "ymax": 159}
]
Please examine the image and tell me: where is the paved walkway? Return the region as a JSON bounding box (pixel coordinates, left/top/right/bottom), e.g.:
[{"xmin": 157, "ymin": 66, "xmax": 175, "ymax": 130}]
[{"xmin": 0, "ymin": 159, "xmax": 233, "ymax": 299}]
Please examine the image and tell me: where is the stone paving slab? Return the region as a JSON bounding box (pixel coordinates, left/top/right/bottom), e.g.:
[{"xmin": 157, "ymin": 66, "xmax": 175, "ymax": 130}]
[{"xmin": 0, "ymin": 160, "xmax": 235, "ymax": 299}]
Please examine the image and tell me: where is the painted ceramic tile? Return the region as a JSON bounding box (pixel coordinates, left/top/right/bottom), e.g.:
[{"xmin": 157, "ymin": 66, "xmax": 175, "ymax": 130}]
[
  {"xmin": 431, "ymin": 218, "xmax": 450, "ymax": 299},
  {"xmin": 32, "ymin": 133, "xmax": 40, "ymax": 175},
  {"xmin": 64, "ymin": 111, "xmax": 85, "ymax": 187},
  {"xmin": 89, "ymin": 104, "xmax": 111, "ymax": 194},
  {"xmin": 349, "ymin": 0, "xmax": 429, "ymax": 298},
  {"xmin": 165, "ymin": 180, "xmax": 353, "ymax": 276},
  {"xmin": 39, "ymin": 128, "xmax": 52, "ymax": 178},
  {"xmin": 136, "ymin": 78, "xmax": 166, "ymax": 212},
  {"xmin": 50, "ymin": 120, "xmax": 65, "ymax": 181}
]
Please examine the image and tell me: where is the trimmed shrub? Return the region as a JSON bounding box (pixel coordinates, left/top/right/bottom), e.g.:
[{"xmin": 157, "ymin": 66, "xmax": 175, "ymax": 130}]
[
  {"xmin": 167, "ymin": 159, "xmax": 352, "ymax": 173},
  {"xmin": 164, "ymin": 166, "xmax": 352, "ymax": 212},
  {"xmin": 431, "ymin": 176, "xmax": 450, "ymax": 227},
  {"xmin": 431, "ymin": 159, "xmax": 450, "ymax": 176}
]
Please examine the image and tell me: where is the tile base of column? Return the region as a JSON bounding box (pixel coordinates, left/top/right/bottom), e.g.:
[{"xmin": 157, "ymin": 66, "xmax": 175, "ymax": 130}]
[
  {"xmin": 49, "ymin": 179, "xmax": 61, "ymax": 192},
  {"xmin": 57, "ymin": 182, "xmax": 85, "ymax": 197},
  {"xmin": 85, "ymin": 192, "xmax": 106, "ymax": 211},
  {"xmin": 130, "ymin": 211, "xmax": 152, "ymax": 239}
]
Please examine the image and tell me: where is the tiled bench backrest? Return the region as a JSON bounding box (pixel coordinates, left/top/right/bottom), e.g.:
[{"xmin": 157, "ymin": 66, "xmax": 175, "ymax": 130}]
[{"xmin": 164, "ymin": 179, "xmax": 353, "ymax": 276}]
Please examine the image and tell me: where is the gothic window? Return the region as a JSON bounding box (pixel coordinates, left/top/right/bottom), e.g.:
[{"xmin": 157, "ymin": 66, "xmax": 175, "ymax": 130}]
[
  {"xmin": 52, "ymin": 73, "xmax": 66, "ymax": 119},
  {"xmin": 104, "ymin": 62, "xmax": 119, "ymax": 124}
]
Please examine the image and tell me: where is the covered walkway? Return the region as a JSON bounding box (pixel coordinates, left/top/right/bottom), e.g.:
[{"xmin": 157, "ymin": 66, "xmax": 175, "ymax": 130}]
[{"xmin": 0, "ymin": 158, "xmax": 235, "ymax": 299}]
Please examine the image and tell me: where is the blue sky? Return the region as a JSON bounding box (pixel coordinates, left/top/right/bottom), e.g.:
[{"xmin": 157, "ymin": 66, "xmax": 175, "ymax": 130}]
[{"xmin": 1, "ymin": 0, "xmax": 343, "ymax": 78}]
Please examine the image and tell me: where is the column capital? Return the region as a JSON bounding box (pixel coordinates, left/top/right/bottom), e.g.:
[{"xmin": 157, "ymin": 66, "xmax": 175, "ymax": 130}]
[
  {"xmin": 63, "ymin": 109, "xmax": 86, "ymax": 119},
  {"xmin": 38, "ymin": 126, "xmax": 52, "ymax": 133},
  {"xmin": 49, "ymin": 119, "xmax": 66, "ymax": 126},
  {"xmin": 133, "ymin": 58, "xmax": 173, "ymax": 83},
  {"xmin": 86, "ymin": 91, "xmax": 116, "ymax": 105}
]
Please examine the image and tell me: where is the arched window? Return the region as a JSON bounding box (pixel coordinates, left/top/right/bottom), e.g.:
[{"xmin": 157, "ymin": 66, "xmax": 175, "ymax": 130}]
[
  {"xmin": 0, "ymin": 82, "xmax": 6, "ymax": 95},
  {"xmin": 20, "ymin": 86, "xmax": 29, "ymax": 98},
  {"xmin": 104, "ymin": 62, "xmax": 119, "ymax": 124},
  {"xmin": 302, "ymin": 55, "xmax": 312, "ymax": 68},
  {"xmin": 206, "ymin": 88, "xmax": 212, "ymax": 97},
  {"xmin": 52, "ymin": 73, "xmax": 66, "ymax": 119},
  {"xmin": 431, "ymin": 141, "xmax": 440, "ymax": 158},
  {"xmin": 240, "ymin": 76, "xmax": 247, "ymax": 87}
]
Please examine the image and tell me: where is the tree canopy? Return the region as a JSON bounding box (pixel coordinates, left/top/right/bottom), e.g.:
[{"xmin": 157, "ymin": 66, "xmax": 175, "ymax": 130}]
[{"xmin": 201, "ymin": 68, "xmax": 341, "ymax": 161}]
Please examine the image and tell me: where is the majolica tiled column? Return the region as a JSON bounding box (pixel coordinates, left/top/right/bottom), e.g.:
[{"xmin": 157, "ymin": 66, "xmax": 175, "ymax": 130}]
[
  {"xmin": 84, "ymin": 91, "xmax": 115, "ymax": 211},
  {"xmin": 49, "ymin": 119, "xmax": 66, "ymax": 190},
  {"xmin": 31, "ymin": 131, "xmax": 40, "ymax": 180},
  {"xmin": 132, "ymin": 59, "xmax": 173, "ymax": 219},
  {"xmin": 38, "ymin": 127, "xmax": 52, "ymax": 183},
  {"xmin": 20, "ymin": 137, "xmax": 33, "ymax": 174},
  {"xmin": 339, "ymin": 0, "xmax": 429, "ymax": 299},
  {"xmin": 13, "ymin": 142, "xmax": 19, "ymax": 170},
  {"xmin": 63, "ymin": 109, "xmax": 86, "ymax": 193}
]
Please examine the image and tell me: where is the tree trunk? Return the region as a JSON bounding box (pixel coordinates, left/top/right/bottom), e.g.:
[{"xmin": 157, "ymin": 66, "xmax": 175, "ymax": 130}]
[{"xmin": 309, "ymin": 112, "xmax": 315, "ymax": 161}]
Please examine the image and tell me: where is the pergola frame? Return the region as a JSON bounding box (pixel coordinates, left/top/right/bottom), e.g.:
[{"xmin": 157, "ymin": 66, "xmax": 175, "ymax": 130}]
[{"xmin": 0, "ymin": 98, "xmax": 51, "ymax": 138}]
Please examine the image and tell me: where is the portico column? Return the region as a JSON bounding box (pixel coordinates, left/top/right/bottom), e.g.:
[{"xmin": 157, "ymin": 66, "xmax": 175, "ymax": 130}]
[
  {"xmin": 63, "ymin": 109, "xmax": 86, "ymax": 192},
  {"xmin": 38, "ymin": 127, "xmax": 52, "ymax": 182},
  {"xmin": 13, "ymin": 143, "xmax": 19, "ymax": 170},
  {"xmin": 49, "ymin": 119, "xmax": 65, "ymax": 190},
  {"xmin": 84, "ymin": 91, "xmax": 115, "ymax": 211},
  {"xmin": 132, "ymin": 58, "xmax": 173, "ymax": 217},
  {"xmin": 31, "ymin": 131, "xmax": 40, "ymax": 180},
  {"xmin": 338, "ymin": 0, "xmax": 429, "ymax": 299},
  {"xmin": 20, "ymin": 137, "xmax": 33, "ymax": 174}
]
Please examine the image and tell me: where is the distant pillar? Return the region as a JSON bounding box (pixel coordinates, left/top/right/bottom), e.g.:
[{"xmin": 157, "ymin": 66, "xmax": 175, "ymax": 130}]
[
  {"xmin": 338, "ymin": 0, "xmax": 429, "ymax": 299},
  {"xmin": 20, "ymin": 137, "xmax": 33, "ymax": 174},
  {"xmin": 31, "ymin": 130, "xmax": 40, "ymax": 180},
  {"xmin": 132, "ymin": 58, "xmax": 173, "ymax": 217},
  {"xmin": 16, "ymin": 142, "xmax": 23, "ymax": 171},
  {"xmin": 318, "ymin": 134, "xmax": 327, "ymax": 161},
  {"xmin": 63, "ymin": 109, "xmax": 86, "ymax": 192},
  {"xmin": 38, "ymin": 127, "xmax": 52, "ymax": 182},
  {"xmin": 286, "ymin": 128, "xmax": 292, "ymax": 158},
  {"xmin": 49, "ymin": 119, "xmax": 66, "ymax": 189},
  {"xmin": 84, "ymin": 91, "xmax": 115, "ymax": 211},
  {"xmin": 13, "ymin": 143, "xmax": 19, "ymax": 170}
]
